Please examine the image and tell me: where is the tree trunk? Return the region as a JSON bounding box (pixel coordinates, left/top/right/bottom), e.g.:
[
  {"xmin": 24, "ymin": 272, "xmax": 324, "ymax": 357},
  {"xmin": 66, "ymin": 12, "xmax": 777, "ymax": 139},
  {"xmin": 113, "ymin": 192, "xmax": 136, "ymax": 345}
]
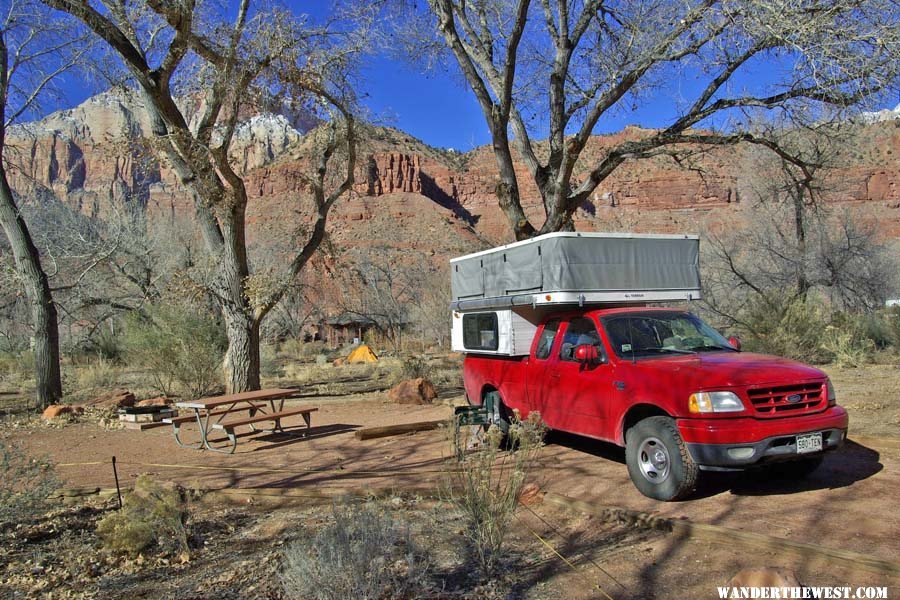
[
  {"xmin": 0, "ymin": 169, "xmax": 62, "ymax": 408},
  {"xmin": 792, "ymin": 181, "xmax": 810, "ymax": 300},
  {"xmin": 222, "ymin": 307, "xmax": 260, "ymax": 393}
]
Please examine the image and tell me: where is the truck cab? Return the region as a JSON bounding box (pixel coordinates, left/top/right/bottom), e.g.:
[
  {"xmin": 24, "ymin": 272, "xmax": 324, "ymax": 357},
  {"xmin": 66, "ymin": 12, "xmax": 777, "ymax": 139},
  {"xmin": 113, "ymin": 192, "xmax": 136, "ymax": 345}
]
[{"xmin": 463, "ymin": 306, "xmax": 848, "ymax": 500}]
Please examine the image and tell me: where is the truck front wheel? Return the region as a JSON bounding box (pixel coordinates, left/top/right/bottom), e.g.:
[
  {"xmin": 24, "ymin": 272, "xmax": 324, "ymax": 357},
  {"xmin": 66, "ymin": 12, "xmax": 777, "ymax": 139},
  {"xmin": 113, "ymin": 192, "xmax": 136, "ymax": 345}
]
[{"xmin": 625, "ymin": 416, "xmax": 699, "ymax": 501}]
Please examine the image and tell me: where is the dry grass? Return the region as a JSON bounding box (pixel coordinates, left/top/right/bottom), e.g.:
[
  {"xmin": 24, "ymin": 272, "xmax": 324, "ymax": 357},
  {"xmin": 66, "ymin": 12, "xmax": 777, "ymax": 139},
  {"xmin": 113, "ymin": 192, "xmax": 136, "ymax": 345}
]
[
  {"xmin": 280, "ymin": 501, "xmax": 429, "ymax": 600},
  {"xmin": 443, "ymin": 411, "xmax": 547, "ymax": 578},
  {"xmin": 96, "ymin": 475, "xmax": 189, "ymax": 558}
]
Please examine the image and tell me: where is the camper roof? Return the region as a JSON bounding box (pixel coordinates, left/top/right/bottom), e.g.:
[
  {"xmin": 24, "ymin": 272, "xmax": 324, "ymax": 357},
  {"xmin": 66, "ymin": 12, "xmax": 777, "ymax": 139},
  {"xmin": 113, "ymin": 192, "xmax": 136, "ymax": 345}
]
[{"xmin": 450, "ymin": 231, "xmax": 701, "ymax": 311}]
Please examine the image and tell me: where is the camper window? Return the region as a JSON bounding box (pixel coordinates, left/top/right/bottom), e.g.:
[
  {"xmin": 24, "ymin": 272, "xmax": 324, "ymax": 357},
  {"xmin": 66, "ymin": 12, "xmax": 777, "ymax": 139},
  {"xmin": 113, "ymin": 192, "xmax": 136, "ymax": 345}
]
[{"xmin": 462, "ymin": 313, "xmax": 499, "ymax": 351}]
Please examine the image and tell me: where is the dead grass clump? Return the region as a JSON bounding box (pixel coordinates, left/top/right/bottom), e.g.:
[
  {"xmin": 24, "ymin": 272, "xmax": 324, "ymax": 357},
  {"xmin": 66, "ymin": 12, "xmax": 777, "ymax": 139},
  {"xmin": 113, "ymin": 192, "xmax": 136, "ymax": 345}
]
[
  {"xmin": 0, "ymin": 440, "xmax": 58, "ymax": 526},
  {"xmin": 96, "ymin": 475, "xmax": 189, "ymax": 558},
  {"xmin": 75, "ymin": 357, "xmax": 123, "ymax": 392},
  {"xmin": 280, "ymin": 501, "xmax": 428, "ymax": 600},
  {"xmin": 444, "ymin": 411, "xmax": 546, "ymax": 578}
]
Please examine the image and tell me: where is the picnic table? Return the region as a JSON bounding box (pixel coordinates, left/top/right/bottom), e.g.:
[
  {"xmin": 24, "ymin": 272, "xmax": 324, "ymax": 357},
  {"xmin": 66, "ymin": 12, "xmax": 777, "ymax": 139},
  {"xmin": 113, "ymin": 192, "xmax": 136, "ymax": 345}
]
[{"xmin": 164, "ymin": 388, "xmax": 318, "ymax": 454}]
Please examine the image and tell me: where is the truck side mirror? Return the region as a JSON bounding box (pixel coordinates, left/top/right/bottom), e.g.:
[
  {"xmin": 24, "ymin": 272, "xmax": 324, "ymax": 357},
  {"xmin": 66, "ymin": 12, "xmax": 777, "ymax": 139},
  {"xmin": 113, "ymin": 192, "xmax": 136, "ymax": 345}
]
[
  {"xmin": 574, "ymin": 344, "xmax": 602, "ymax": 364},
  {"xmin": 728, "ymin": 336, "xmax": 742, "ymax": 351}
]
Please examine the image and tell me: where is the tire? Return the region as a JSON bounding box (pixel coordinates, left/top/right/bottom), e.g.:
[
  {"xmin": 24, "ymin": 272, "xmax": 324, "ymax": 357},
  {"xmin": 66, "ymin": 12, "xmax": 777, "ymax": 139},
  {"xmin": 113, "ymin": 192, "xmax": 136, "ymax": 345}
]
[
  {"xmin": 625, "ymin": 416, "xmax": 699, "ymax": 501},
  {"xmin": 767, "ymin": 455, "xmax": 824, "ymax": 479},
  {"xmin": 483, "ymin": 390, "xmax": 510, "ymax": 435}
]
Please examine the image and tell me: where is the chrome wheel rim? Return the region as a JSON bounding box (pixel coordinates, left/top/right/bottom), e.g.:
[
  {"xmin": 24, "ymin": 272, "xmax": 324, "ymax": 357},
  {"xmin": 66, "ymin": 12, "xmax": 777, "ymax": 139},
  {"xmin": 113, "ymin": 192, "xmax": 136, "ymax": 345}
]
[{"xmin": 637, "ymin": 437, "xmax": 670, "ymax": 483}]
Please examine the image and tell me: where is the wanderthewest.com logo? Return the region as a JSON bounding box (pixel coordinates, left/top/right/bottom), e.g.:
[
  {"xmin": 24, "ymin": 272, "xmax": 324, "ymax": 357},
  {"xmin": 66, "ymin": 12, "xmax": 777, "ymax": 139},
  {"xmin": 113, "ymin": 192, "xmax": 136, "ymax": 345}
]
[{"xmin": 716, "ymin": 586, "xmax": 888, "ymax": 599}]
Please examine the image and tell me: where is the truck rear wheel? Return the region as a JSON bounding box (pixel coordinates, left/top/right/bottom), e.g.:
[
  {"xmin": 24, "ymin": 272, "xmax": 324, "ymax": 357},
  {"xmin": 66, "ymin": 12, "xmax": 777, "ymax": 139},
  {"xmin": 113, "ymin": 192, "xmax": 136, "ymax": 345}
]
[{"xmin": 625, "ymin": 416, "xmax": 699, "ymax": 501}]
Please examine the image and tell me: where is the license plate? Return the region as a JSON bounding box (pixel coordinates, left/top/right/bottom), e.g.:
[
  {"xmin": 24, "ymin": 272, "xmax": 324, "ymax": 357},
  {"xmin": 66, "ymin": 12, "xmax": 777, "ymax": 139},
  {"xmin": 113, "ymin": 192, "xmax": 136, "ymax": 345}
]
[{"xmin": 796, "ymin": 432, "xmax": 823, "ymax": 454}]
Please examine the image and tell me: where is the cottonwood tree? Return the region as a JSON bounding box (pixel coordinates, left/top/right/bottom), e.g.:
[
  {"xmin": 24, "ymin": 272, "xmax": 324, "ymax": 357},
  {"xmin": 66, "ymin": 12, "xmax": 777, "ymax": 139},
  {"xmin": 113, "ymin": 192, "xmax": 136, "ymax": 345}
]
[
  {"xmin": 44, "ymin": 1, "xmax": 370, "ymax": 391},
  {"xmin": 0, "ymin": 0, "xmax": 88, "ymax": 407},
  {"xmin": 402, "ymin": 0, "xmax": 899, "ymax": 239}
]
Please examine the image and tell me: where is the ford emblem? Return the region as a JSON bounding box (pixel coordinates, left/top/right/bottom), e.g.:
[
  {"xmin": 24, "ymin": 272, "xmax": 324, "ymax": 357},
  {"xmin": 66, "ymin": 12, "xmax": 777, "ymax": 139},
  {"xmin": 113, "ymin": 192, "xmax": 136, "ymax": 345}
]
[{"xmin": 786, "ymin": 394, "xmax": 803, "ymax": 404}]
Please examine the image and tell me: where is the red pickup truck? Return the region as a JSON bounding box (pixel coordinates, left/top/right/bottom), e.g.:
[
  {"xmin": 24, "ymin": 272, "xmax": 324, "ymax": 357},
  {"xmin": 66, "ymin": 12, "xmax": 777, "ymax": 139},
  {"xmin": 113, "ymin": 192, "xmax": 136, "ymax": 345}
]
[{"xmin": 463, "ymin": 306, "xmax": 849, "ymax": 500}]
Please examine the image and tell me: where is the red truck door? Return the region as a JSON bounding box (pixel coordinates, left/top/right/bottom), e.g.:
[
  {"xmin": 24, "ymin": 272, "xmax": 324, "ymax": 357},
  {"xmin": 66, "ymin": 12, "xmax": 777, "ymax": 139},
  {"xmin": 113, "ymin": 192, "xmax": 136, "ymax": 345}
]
[{"xmin": 532, "ymin": 316, "xmax": 614, "ymax": 439}]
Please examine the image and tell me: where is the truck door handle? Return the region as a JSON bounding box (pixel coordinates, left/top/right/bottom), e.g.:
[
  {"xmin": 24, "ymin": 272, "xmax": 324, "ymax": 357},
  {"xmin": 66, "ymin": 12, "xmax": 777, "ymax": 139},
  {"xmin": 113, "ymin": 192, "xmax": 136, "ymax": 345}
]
[{"xmin": 549, "ymin": 372, "xmax": 560, "ymax": 379}]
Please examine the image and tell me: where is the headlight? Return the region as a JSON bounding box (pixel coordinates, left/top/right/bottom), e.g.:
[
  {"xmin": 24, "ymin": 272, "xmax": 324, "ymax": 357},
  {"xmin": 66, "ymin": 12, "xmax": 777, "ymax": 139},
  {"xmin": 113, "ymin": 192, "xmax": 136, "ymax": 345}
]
[
  {"xmin": 689, "ymin": 391, "xmax": 745, "ymax": 413},
  {"xmin": 826, "ymin": 378, "xmax": 837, "ymax": 407}
]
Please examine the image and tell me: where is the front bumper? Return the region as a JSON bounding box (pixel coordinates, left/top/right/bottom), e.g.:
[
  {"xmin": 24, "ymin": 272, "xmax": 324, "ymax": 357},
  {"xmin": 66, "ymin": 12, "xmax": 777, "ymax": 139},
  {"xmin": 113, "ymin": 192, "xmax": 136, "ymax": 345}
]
[{"xmin": 677, "ymin": 406, "xmax": 849, "ymax": 468}]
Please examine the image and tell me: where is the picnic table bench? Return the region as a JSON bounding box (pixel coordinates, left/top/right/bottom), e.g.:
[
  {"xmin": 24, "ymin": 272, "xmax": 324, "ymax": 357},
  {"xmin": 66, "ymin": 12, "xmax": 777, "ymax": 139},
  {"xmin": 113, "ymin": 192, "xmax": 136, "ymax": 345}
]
[{"xmin": 164, "ymin": 388, "xmax": 317, "ymax": 454}]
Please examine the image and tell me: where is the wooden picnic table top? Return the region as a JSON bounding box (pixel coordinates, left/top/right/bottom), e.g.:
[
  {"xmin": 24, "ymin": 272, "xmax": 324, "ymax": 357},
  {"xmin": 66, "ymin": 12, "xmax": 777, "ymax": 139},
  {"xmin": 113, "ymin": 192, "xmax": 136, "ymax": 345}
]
[{"xmin": 175, "ymin": 388, "xmax": 298, "ymax": 410}]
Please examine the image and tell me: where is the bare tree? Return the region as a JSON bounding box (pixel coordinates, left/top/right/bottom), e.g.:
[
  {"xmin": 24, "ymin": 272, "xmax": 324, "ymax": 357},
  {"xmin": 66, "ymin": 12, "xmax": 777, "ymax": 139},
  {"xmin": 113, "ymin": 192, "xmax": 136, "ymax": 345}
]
[
  {"xmin": 0, "ymin": 0, "xmax": 87, "ymax": 407},
  {"xmin": 43, "ymin": 1, "xmax": 371, "ymax": 391},
  {"xmin": 400, "ymin": 0, "xmax": 899, "ymax": 239},
  {"xmin": 702, "ymin": 138, "xmax": 894, "ymax": 332},
  {"xmin": 339, "ymin": 247, "xmax": 423, "ymax": 352}
]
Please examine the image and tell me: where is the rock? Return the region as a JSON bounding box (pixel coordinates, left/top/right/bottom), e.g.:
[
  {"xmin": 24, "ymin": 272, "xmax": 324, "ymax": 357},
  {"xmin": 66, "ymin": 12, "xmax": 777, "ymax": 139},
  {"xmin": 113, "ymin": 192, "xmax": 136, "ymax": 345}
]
[
  {"xmin": 387, "ymin": 378, "xmax": 437, "ymax": 405},
  {"xmin": 727, "ymin": 568, "xmax": 800, "ymax": 588},
  {"xmin": 42, "ymin": 404, "xmax": 75, "ymax": 420},
  {"xmin": 135, "ymin": 396, "xmax": 170, "ymax": 407},
  {"xmin": 332, "ymin": 358, "xmax": 345, "ymax": 367},
  {"xmin": 519, "ymin": 483, "xmax": 543, "ymax": 506},
  {"xmin": 81, "ymin": 389, "xmax": 135, "ymax": 409}
]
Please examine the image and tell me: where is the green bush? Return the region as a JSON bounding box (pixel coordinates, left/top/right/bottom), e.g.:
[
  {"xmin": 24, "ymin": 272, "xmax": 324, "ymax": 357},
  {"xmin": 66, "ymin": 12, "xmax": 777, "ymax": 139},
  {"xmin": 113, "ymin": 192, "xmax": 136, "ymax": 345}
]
[
  {"xmin": 820, "ymin": 325, "xmax": 875, "ymax": 367},
  {"xmin": 96, "ymin": 475, "xmax": 189, "ymax": 558},
  {"xmin": 123, "ymin": 304, "xmax": 226, "ymax": 399},
  {"xmin": 741, "ymin": 297, "xmax": 832, "ymax": 363},
  {"xmin": 280, "ymin": 502, "xmax": 427, "ymax": 600},
  {"xmin": 0, "ymin": 440, "xmax": 58, "ymax": 526}
]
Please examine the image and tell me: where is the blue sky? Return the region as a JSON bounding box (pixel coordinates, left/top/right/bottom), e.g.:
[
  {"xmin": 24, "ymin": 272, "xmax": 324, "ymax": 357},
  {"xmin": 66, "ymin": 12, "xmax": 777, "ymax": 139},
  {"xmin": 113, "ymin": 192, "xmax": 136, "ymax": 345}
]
[
  {"xmin": 40, "ymin": 3, "xmax": 897, "ymax": 152},
  {"xmin": 42, "ymin": 3, "xmax": 695, "ymax": 151}
]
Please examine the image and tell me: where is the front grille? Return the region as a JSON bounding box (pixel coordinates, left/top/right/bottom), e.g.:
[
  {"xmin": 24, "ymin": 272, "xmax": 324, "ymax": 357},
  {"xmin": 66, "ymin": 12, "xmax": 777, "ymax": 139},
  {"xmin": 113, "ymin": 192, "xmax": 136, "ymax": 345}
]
[{"xmin": 747, "ymin": 382, "xmax": 825, "ymax": 417}]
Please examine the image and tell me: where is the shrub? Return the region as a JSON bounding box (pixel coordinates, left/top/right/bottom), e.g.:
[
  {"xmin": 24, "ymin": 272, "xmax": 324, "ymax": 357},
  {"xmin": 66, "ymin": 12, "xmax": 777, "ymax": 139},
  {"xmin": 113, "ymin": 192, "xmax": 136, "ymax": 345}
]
[
  {"xmin": 0, "ymin": 440, "xmax": 58, "ymax": 526},
  {"xmin": 89, "ymin": 326, "xmax": 125, "ymax": 361},
  {"xmin": 820, "ymin": 325, "xmax": 875, "ymax": 368},
  {"xmin": 76, "ymin": 357, "xmax": 123, "ymax": 392},
  {"xmin": 280, "ymin": 502, "xmax": 427, "ymax": 600},
  {"xmin": 0, "ymin": 350, "xmax": 34, "ymax": 383},
  {"xmin": 280, "ymin": 340, "xmax": 329, "ymax": 362},
  {"xmin": 882, "ymin": 306, "xmax": 900, "ymax": 348},
  {"xmin": 444, "ymin": 411, "xmax": 546, "ymax": 578},
  {"xmin": 741, "ymin": 297, "xmax": 831, "ymax": 363},
  {"xmin": 122, "ymin": 304, "xmax": 226, "ymax": 399},
  {"xmin": 400, "ymin": 355, "xmax": 432, "ymax": 380},
  {"xmin": 260, "ymin": 343, "xmax": 281, "ymax": 378},
  {"xmin": 96, "ymin": 475, "xmax": 189, "ymax": 557}
]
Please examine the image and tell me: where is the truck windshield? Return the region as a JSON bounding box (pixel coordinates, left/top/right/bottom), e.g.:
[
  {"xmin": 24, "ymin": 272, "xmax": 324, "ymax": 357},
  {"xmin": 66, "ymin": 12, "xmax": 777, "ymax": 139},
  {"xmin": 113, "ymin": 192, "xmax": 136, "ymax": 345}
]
[{"xmin": 601, "ymin": 312, "xmax": 736, "ymax": 359}]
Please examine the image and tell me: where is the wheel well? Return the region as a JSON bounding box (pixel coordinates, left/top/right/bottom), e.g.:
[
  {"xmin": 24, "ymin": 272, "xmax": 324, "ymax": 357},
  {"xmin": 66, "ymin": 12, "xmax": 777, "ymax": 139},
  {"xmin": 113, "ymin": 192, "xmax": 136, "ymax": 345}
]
[
  {"xmin": 622, "ymin": 404, "xmax": 670, "ymax": 443},
  {"xmin": 480, "ymin": 385, "xmax": 498, "ymax": 401}
]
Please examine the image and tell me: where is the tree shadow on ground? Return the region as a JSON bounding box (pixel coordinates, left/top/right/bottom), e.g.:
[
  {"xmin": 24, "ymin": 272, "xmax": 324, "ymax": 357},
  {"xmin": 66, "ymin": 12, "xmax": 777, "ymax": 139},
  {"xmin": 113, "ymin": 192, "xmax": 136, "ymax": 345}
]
[{"xmin": 544, "ymin": 430, "xmax": 626, "ymax": 464}]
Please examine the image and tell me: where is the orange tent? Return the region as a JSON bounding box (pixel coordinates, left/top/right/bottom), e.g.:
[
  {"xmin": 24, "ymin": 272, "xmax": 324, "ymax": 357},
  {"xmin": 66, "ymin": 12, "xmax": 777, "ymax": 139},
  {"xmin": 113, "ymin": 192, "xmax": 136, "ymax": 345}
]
[{"xmin": 347, "ymin": 344, "xmax": 378, "ymax": 363}]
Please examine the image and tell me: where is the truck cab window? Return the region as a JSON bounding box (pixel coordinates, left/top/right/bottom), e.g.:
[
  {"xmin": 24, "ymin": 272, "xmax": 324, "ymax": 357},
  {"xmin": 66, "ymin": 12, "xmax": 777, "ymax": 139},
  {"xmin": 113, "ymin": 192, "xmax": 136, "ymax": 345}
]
[
  {"xmin": 534, "ymin": 320, "xmax": 560, "ymax": 359},
  {"xmin": 559, "ymin": 317, "xmax": 603, "ymax": 362}
]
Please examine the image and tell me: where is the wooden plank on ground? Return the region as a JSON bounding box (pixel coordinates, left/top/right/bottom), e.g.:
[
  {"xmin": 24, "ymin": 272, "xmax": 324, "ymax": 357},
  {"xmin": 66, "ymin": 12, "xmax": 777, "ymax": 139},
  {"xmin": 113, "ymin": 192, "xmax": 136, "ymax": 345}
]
[
  {"xmin": 544, "ymin": 492, "xmax": 900, "ymax": 576},
  {"xmin": 354, "ymin": 419, "xmax": 447, "ymax": 440}
]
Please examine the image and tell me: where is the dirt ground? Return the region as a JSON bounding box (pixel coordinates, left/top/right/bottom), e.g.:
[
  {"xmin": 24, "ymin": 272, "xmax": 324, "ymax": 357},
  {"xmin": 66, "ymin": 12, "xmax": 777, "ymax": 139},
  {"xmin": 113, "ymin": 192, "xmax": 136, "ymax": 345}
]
[{"xmin": 2, "ymin": 362, "xmax": 899, "ymax": 598}]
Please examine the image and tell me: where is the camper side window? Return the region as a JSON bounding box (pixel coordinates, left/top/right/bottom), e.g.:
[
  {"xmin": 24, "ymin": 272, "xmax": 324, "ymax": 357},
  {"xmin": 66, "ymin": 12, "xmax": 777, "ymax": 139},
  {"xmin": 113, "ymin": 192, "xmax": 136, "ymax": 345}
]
[{"xmin": 462, "ymin": 313, "xmax": 499, "ymax": 351}]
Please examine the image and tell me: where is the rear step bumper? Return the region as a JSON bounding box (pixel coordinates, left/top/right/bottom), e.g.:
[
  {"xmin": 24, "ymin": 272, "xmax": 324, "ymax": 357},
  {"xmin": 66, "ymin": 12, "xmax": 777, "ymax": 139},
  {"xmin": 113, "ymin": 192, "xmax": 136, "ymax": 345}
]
[{"xmin": 685, "ymin": 428, "xmax": 846, "ymax": 468}]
